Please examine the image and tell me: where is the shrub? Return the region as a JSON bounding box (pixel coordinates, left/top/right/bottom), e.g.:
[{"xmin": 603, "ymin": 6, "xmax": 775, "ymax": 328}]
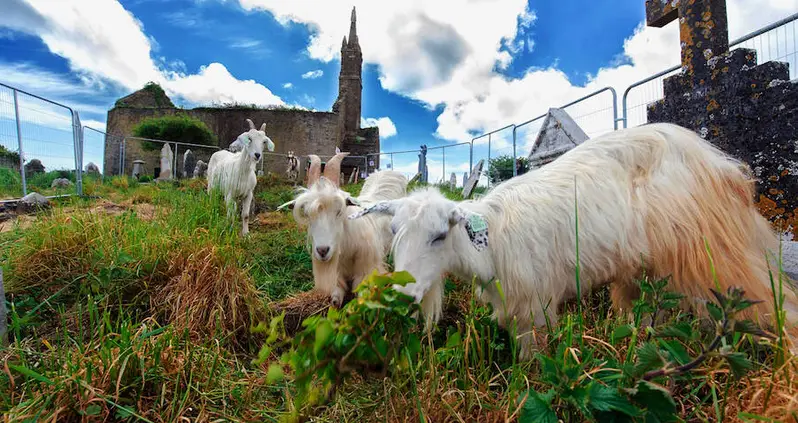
[
  {"xmin": 487, "ymin": 155, "xmax": 529, "ymax": 184},
  {"xmin": 0, "ymin": 144, "xmax": 20, "ymax": 163},
  {"xmin": 138, "ymin": 175, "xmax": 153, "ymax": 183},
  {"xmin": 132, "ymin": 114, "xmax": 217, "ymax": 151}
]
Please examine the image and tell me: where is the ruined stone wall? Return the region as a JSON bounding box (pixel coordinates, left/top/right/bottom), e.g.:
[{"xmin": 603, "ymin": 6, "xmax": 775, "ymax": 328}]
[{"xmin": 104, "ymin": 107, "xmax": 342, "ymax": 180}]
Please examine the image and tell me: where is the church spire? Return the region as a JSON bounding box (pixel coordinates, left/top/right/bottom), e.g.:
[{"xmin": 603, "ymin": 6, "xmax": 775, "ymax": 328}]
[{"xmin": 347, "ymin": 7, "xmax": 359, "ymax": 50}]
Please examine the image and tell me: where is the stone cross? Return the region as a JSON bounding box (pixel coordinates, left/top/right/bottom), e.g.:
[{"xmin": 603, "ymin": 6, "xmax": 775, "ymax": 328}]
[{"xmin": 645, "ymin": 0, "xmax": 728, "ymax": 88}]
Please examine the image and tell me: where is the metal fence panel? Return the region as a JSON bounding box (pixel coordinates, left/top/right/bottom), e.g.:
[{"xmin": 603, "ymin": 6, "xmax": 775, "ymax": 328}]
[
  {"xmin": 623, "ymin": 12, "xmax": 798, "ymax": 128},
  {"xmin": 0, "ymin": 85, "xmax": 22, "ymax": 199},
  {"xmin": 120, "ymin": 137, "xmax": 220, "ymax": 180}
]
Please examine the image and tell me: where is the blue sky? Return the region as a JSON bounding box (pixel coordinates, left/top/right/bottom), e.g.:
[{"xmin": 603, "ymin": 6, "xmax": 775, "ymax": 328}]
[{"xmin": 0, "ymin": 0, "xmax": 794, "ymax": 179}]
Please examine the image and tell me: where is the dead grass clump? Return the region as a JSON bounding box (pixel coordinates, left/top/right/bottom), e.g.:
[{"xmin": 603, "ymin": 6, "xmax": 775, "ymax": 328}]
[
  {"xmin": 268, "ymin": 289, "xmax": 331, "ymax": 334},
  {"xmin": 254, "ymin": 211, "xmax": 294, "ymax": 231},
  {"xmin": 0, "ymin": 214, "xmax": 35, "ymax": 233},
  {"xmin": 151, "ymin": 243, "xmax": 266, "ymax": 347},
  {"xmin": 715, "ymin": 357, "xmax": 798, "ymax": 421}
]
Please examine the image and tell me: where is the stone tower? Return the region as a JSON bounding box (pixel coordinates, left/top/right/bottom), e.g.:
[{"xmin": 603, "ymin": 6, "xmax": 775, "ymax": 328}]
[{"xmin": 332, "ymin": 7, "xmax": 363, "ymax": 146}]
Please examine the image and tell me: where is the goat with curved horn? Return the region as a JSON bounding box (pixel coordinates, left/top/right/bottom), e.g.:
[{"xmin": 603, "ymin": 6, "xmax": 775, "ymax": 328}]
[
  {"xmin": 323, "ymin": 152, "xmax": 350, "ymax": 187},
  {"xmin": 246, "ymin": 119, "xmax": 255, "ymax": 130}
]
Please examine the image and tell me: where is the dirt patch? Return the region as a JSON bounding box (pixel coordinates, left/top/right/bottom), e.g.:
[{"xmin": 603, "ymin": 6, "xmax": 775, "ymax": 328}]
[
  {"xmin": 253, "ymin": 211, "xmax": 293, "ymax": 230},
  {"xmin": 0, "ymin": 214, "xmax": 35, "ymax": 233}
]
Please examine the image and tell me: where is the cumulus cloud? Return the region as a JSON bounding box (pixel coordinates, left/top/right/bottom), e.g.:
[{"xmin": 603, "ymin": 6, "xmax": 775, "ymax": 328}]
[
  {"xmin": 236, "ymin": 0, "xmax": 796, "ymax": 150},
  {"xmin": 361, "ymin": 117, "xmax": 397, "ymax": 138},
  {"xmin": 301, "ymin": 69, "xmax": 324, "ymax": 79},
  {"xmin": 282, "ymin": 82, "xmax": 293, "ymax": 89},
  {"xmin": 0, "ymin": 0, "xmax": 284, "ymax": 108}
]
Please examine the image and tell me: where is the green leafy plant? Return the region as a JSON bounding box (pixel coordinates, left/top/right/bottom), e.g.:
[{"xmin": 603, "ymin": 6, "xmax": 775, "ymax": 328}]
[
  {"xmin": 253, "ymin": 271, "xmax": 423, "ymax": 422},
  {"xmin": 132, "ymin": 114, "xmax": 217, "ymax": 151},
  {"xmin": 519, "ymin": 278, "xmax": 769, "ymax": 422}
]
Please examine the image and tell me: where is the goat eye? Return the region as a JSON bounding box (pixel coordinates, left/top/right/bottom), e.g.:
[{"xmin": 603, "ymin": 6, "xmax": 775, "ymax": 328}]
[{"xmin": 431, "ymin": 232, "xmax": 447, "ymax": 244}]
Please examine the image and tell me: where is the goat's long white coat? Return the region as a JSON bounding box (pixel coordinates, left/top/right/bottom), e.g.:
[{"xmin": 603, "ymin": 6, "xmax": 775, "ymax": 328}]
[
  {"xmin": 368, "ymin": 123, "xmax": 798, "ymax": 355},
  {"xmin": 292, "ymin": 170, "xmax": 407, "ymax": 305}
]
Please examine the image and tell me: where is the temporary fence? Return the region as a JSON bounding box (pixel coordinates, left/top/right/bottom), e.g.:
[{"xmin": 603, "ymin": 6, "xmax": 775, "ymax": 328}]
[
  {"xmin": 0, "ymin": 82, "xmax": 83, "ymax": 198},
  {"xmin": 82, "ymin": 126, "xmax": 107, "ymax": 180},
  {"xmin": 622, "ymin": 12, "xmax": 798, "ymax": 128},
  {"xmin": 118, "ymin": 136, "xmax": 221, "ymax": 180}
]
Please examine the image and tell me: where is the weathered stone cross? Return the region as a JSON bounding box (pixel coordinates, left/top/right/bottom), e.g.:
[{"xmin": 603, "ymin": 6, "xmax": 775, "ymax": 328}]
[{"xmin": 646, "ymin": 0, "xmax": 729, "ymax": 86}]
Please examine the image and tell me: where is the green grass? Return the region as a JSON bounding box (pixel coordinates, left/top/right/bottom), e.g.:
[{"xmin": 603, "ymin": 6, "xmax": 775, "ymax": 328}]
[{"xmin": 1, "ymin": 177, "xmax": 796, "ymax": 422}]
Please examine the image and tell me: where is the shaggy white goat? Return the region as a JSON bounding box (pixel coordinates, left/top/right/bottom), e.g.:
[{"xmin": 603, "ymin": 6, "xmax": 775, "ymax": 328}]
[
  {"xmin": 207, "ymin": 118, "xmax": 275, "ymax": 236},
  {"xmin": 351, "ymin": 122, "xmax": 798, "ymax": 357},
  {"xmin": 279, "ymin": 152, "xmax": 407, "ymax": 307}
]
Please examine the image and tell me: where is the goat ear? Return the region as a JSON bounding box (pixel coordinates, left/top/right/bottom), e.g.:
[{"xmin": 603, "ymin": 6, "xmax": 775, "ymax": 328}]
[
  {"xmin": 345, "ymin": 196, "xmax": 361, "ymax": 207},
  {"xmin": 451, "ymin": 207, "xmax": 489, "ymax": 252},
  {"xmin": 348, "ymin": 199, "xmax": 400, "ymax": 220},
  {"xmin": 237, "ymin": 133, "xmax": 251, "ymax": 146}
]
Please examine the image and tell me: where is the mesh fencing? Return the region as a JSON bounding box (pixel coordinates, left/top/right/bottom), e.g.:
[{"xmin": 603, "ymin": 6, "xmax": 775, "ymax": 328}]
[{"xmin": 119, "ymin": 137, "xmax": 220, "ymax": 180}]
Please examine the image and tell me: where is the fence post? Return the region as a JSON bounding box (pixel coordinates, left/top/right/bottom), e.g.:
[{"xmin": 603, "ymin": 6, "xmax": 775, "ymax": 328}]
[
  {"xmin": 12, "ymin": 90, "xmax": 27, "ymax": 196},
  {"xmin": 0, "ymin": 268, "xmax": 7, "ymax": 347},
  {"xmin": 390, "ymin": 153, "xmax": 394, "ymax": 170},
  {"xmin": 487, "ymin": 134, "xmax": 492, "ymax": 187},
  {"xmin": 73, "ymin": 117, "xmax": 83, "ymax": 195},
  {"xmin": 442, "ymin": 147, "xmax": 446, "ymax": 183},
  {"xmin": 512, "ymin": 126, "xmax": 518, "ymax": 178},
  {"xmin": 469, "ymin": 142, "xmax": 473, "ymax": 174}
]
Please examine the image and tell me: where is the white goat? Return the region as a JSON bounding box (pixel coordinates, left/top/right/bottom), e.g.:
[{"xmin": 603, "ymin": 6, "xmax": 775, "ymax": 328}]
[
  {"xmin": 350, "ymin": 122, "xmax": 798, "ymax": 357},
  {"xmin": 279, "ymin": 152, "xmax": 407, "ymax": 307},
  {"xmin": 207, "ymin": 118, "xmax": 275, "ymax": 236}
]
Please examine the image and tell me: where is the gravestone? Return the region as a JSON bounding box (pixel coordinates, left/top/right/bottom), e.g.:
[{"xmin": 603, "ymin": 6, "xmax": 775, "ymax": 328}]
[
  {"xmin": 51, "ymin": 178, "xmax": 73, "ymax": 189},
  {"xmin": 159, "ymin": 143, "xmax": 173, "ymax": 180},
  {"xmin": 418, "ymin": 145, "xmax": 428, "ymax": 184},
  {"xmin": 193, "ymin": 160, "xmax": 208, "ymax": 178},
  {"xmin": 463, "ymin": 172, "xmax": 468, "ymax": 187},
  {"xmin": 462, "ymin": 159, "xmax": 485, "ymax": 199},
  {"xmin": 183, "ymin": 149, "xmax": 196, "ymax": 179},
  {"xmin": 408, "ymin": 172, "xmax": 421, "ymax": 185},
  {"xmin": 19, "ymin": 192, "xmax": 49, "ymax": 212},
  {"xmin": 644, "ymin": 0, "xmax": 798, "ymax": 238},
  {"xmin": 449, "ymin": 172, "xmax": 457, "ymax": 190},
  {"xmin": 132, "ymin": 160, "xmax": 145, "ymax": 179},
  {"xmin": 348, "ymin": 167, "xmax": 358, "ymax": 184},
  {"xmin": 85, "ymin": 162, "xmax": 100, "ymax": 175},
  {"xmin": 528, "ymin": 107, "xmax": 589, "ymax": 170},
  {"xmin": 24, "ymin": 158, "xmax": 45, "ymax": 176}
]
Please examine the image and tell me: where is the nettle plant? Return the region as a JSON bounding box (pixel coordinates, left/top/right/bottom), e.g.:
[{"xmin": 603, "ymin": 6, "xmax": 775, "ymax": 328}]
[
  {"xmin": 519, "ymin": 276, "xmax": 773, "ymax": 423},
  {"xmin": 253, "ymin": 271, "xmax": 423, "ymax": 422}
]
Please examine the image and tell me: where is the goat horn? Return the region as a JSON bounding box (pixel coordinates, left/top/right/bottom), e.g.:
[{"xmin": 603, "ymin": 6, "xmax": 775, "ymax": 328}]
[
  {"xmin": 260, "ymin": 123, "xmax": 266, "ymax": 132},
  {"xmin": 307, "ymin": 154, "xmax": 322, "ymax": 186},
  {"xmin": 246, "ymin": 119, "xmax": 255, "ymax": 130},
  {"xmin": 323, "ymin": 152, "xmax": 350, "ymax": 187}
]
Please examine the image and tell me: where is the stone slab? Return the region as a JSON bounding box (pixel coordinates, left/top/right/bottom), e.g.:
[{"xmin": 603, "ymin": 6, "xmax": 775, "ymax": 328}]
[{"xmin": 462, "ymin": 159, "xmax": 484, "ymax": 199}]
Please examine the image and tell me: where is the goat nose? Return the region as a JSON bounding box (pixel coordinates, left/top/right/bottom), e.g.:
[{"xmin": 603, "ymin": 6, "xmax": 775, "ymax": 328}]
[
  {"xmin": 254, "ymin": 153, "xmax": 261, "ymax": 160},
  {"xmin": 316, "ymin": 246, "xmax": 330, "ymax": 257}
]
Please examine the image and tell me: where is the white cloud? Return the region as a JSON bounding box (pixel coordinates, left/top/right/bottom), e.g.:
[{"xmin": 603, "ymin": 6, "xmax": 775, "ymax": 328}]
[
  {"xmin": 282, "ymin": 82, "xmax": 293, "ymax": 89},
  {"xmin": 235, "ymin": 0, "xmax": 797, "ymax": 151},
  {"xmin": 301, "ymin": 69, "xmax": 324, "ymax": 79},
  {"xmin": 81, "ymin": 119, "xmax": 107, "ymax": 132},
  {"xmin": 0, "ymin": 0, "xmax": 284, "ymax": 109},
  {"xmin": 361, "ymin": 116, "xmax": 397, "ymax": 138}
]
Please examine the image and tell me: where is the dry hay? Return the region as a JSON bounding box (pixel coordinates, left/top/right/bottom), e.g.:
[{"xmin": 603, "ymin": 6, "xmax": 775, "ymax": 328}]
[
  {"xmin": 253, "ymin": 211, "xmax": 293, "ymax": 231},
  {"xmin": 151, "ymin": 244, "xmax": 266, "ymax": 347},
  {"xmin": 268, "ymin": 289, "xmax": 332, "ymax": 334},
  {"xmin": 714, "ymin": 356, "xmax": 798, "ymax": 421}
]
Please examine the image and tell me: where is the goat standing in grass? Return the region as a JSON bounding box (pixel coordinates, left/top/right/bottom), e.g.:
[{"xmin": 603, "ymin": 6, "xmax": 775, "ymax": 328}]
[
  {"xmin": 351, "ymin": 122, "xmax": 798, "ymax": 357},
  {"xmin": 207, "ymin": 118, "xmax": 275, "ymax": 236},
  {"xmin": 279, "ymin": 152, "xmax": 408, "ymax": 307}
]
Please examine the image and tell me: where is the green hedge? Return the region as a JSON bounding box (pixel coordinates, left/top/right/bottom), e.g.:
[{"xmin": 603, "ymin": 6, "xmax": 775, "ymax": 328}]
[
  {"xmin": 132, "ymin": 114, "xmax": 217, "ymax": 151},
  {"xmin": 487, "ymin": 155, "xmax": 529, "ymax": 184}
]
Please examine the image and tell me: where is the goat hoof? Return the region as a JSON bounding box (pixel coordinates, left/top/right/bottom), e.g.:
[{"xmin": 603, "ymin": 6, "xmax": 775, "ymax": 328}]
[{"xmin": 330, "ymin": 294, "xmax": 344, "ymax": 308}]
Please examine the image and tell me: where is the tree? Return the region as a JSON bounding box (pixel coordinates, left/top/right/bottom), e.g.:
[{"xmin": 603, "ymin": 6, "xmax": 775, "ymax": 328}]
[
  {"xmin": 131, "ymin": 114, "xmax": 217, "ymax": 151},
  {"xmin": 488, "ymin": 155, "xmax": 529, "ymax": 184}
]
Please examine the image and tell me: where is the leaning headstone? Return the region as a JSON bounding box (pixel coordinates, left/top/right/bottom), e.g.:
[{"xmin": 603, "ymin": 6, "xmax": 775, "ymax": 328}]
[
  {"xmin": 24, "ymin": 158, "xmax": 45, "ymax": 175},
  {"xmin": 463, "ymin": 172, "xmax": 468, "ymax": 187},
  {"xmin": 228, "ymin": 139, "xmax": 244, "ymax": 153},
  {"xmin": 182, "ymin": 149, "xmax": 196, "ymax": 179},
  {"xmin": 132, "ymin": 160, "xmax": 146, "ymax": 179},
  {"xmin": 528, "ymin": 107, "xmax": 589, "ymax": 170},
  {"xmin": 51, "ymin": 178, "xmax": 73, "ymax": 189},
  {"xmin": 193, "ymin": 160, "xmax": 208, "ymax": 178},
  {"xmin": 159, "ymin": 143, "xmax": 173, "ymax": 180},
  {"xmin": 408, "ymin": 172, "xmax": 421, "ymax": 185},
  {"xmin": 462, "ymin": 159, "xmax": 484, "ymax": 199},
  {"xmin": 0, "ymin": 268, "xmax": 6, "ymax": 346},
  {"xmin": 449, "ymin": 172, "xmax": 457, "ymax": 190},
  {"xmin": 644, "ymin": 0, "xmax": 798, "ymax": 238},
  {"xmin": 85, "ymin": 162, "xmax": 100, "ymax": 175},
  {"xmin": 348, "ymin": 167, "xmax": 358, "ymax": 185}
]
